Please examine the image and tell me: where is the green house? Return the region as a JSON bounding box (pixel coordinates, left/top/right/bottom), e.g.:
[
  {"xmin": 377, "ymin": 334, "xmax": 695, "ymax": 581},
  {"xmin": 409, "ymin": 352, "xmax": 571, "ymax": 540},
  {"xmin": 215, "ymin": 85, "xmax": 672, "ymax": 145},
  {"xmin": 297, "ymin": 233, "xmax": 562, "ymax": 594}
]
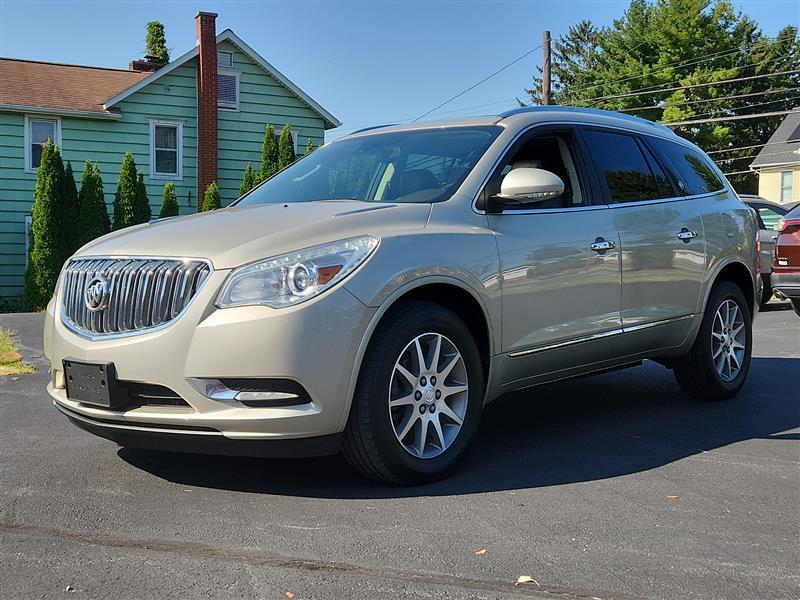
[{"xmin": 0, "ymin": 12, "xmax": 339, "ymax": 307}]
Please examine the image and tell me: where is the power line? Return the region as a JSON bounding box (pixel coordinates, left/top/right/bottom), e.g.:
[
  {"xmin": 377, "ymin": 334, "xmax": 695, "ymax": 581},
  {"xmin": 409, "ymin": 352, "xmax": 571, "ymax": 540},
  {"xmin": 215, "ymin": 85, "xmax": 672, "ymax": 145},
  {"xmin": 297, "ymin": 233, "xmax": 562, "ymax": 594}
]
[
  {"xmin": 659, "ymin": 93, "xmax": 800, "ymax": 123},
  {"xmin": 706, "ymin": 140, "xmax": 793, "ymax": 155},
  {"xmin": 412, "ymin": 43, "xmax": 544, "ymax": 123},
  {"xmin": 617, "ymin": 87, "xmax": 800, "ymax": 113},
  {"xmin": 563, "ymin": 30, "xmax": 795, "ymax": 100},
  {"xmin": 585, "ymin": 69, "xmax": 800, "ymax": 104},
  {"xmin": 722, "ymin": 169, "xmax": 757, "ymax": 176},
  {"xmin": 664, "ymin": 108, "xmax": 798, "ymax": 127}
]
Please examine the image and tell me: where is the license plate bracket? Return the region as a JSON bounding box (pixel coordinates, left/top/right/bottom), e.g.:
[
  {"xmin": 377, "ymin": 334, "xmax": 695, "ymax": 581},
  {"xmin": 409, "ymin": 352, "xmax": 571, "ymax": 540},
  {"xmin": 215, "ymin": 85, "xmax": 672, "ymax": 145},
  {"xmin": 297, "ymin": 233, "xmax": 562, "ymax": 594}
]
[{"xmin": 63, "ymin": 359, "xmax": 127, "ymax": 409}]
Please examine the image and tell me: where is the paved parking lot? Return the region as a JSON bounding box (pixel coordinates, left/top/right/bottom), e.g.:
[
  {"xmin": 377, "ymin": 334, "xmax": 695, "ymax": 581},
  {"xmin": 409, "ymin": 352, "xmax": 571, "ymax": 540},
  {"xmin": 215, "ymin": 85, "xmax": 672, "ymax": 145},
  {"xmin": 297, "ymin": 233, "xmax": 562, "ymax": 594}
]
[{"xmin": 1, "ymin": 306, "xmax": 798, "ymax": 599}]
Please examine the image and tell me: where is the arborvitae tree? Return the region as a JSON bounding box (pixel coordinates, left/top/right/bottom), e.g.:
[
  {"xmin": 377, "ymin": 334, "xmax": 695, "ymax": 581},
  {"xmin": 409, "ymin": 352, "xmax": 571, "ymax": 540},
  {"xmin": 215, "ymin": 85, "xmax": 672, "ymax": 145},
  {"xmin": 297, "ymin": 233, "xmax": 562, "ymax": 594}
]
[
  {"xmin": 303, "ymin": 138, "xmax": 314, "ymax": 156},
  {"xmin": 113, "ymin": 152, "xmax": 140, "ymax": 230},
  {"xmin": 278, "ymin": 125, "xmax": 296, "ymax": 170},
  {"xmin": 23, "ymin": 141, "xmax": 67, "ymax": 310},
  {"xmin": 202, "ymin": 181, "xmax": 221, "ymax": 211},
  {"xmin": 145, "ymin": 21, "xmax": 169, "ymax": 64},
  {"xmin": 76, "ymin": 161, "xmax": 110, "ymax": 248},
  {"xmin": 159, "ymin": 181, "xmax": 179, "ymax": 218},
  {"xmin": 239, "ymin": 163, "xmax": 256, "ymax": 196},
  {"xmin": 135, "ymin": 172, "xmax": 152, "ymax": 223},
  {"xmin": 258, "ymin": 124, "xmax": 279, "ymax": 182},
  {"xmin": 62, "ymin": 161, "xmax": 80, "ymax": 253}
]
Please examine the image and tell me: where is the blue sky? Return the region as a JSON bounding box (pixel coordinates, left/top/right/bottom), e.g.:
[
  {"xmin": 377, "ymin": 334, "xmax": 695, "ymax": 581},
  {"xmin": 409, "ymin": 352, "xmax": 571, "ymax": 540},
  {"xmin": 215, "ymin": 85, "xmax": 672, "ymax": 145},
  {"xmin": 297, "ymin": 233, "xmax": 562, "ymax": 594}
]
[{"xmin": 1, "ymin": 0, "xmax": 796, "ymax": 140}]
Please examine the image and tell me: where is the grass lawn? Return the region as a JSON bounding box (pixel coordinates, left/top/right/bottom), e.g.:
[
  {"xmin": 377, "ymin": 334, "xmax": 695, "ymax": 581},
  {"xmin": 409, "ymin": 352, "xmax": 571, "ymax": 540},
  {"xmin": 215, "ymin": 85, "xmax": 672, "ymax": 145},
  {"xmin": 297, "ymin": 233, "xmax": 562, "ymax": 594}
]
[{"xmin": 0, "ymin": 328, "xmax": 36, "ymax": 376}]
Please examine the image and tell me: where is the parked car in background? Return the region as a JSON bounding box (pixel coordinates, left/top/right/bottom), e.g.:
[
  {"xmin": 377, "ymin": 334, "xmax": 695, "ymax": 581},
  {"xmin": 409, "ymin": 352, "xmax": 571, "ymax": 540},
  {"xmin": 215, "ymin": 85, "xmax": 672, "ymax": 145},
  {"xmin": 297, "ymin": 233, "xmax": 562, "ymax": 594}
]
[
  {"xmin": 740, "ymin": 195, "xmax": 796, "ymax": 307},
  {"xmin": 43, "ymin": 107, "xmax": 761, "ymax": 484},
  {"xmin": 772, "ymin": 204, "xmax": 800, "ymax": 317}
]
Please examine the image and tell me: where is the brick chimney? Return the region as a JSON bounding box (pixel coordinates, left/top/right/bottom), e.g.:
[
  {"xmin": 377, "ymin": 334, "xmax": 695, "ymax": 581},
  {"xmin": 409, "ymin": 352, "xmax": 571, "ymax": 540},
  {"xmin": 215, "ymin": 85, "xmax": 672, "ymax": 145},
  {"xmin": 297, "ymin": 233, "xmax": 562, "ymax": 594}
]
[
  {"xmin": 129, "ymin": 55, "xmax": 164, "ymax": 72},
  {"xmin": 195, "ymin": 11, "xmax": 218, "ymax": 209}
]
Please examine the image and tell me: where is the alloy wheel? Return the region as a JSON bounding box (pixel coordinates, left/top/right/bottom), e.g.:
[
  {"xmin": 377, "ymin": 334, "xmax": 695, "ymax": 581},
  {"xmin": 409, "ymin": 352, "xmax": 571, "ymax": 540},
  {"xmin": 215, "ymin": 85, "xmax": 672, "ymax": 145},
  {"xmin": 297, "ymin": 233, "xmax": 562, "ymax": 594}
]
[
  {"xmin": 388, "ymin": 332, "xmax": 469, "ymax": 459},
  {"xmin": 711, "ymin": 299, "xmax": 746, "ymax": 382}
]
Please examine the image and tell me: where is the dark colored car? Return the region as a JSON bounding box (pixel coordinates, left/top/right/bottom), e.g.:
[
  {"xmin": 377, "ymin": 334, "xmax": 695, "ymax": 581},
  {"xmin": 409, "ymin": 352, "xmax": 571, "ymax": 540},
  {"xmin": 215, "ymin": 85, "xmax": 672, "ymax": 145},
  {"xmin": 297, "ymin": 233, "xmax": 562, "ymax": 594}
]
[
  {"xmin": 740, "ymin": 195, "xmax": 793, "ymax": 307},
  {"xmin": 772, "ymin": 204, "xmax": 800, "ymax": 317}
]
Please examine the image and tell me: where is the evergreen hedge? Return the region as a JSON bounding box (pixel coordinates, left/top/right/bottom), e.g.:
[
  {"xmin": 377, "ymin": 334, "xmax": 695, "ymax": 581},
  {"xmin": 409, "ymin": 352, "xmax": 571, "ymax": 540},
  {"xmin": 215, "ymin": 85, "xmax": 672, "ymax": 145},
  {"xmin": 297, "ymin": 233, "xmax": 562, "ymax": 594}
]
[
  {"xmin": 63, "ymin": 161, "xmax": 79, "ymax": 254},
  {"xmin": 258, "ymin": 124, "xmax": 279, "ymax": 182},
  {"xmin": 76, "ymin": 161, "xmax": 110, "ymax": 248},
  {"xmin": 278, "ymin": 125, "xmax": 295, "ymax": 170},
  {"xmin": 23, "ymin": 141, "xmax": 68, "ymax": 310},
  {"xmin": 240, "ymin": 163, "xmax": 256, "ymax": 196},
  {"xmin": 112, "ymin": 152, "xmax": 140, "ymax": 230},
  {"xmin": 304, "ymin": 138, "xmax": 314, "ymax": 156},
  {"xmin": 159, "ymin": 181, "xmax": 179, "ymax": 218},
  {"xmin": 202, "ymin": 181, "xmax": 221, "ymax": 211},
  {"xmin": 135, "ymin": 172, "xmax": 152, "ymax": 223}
]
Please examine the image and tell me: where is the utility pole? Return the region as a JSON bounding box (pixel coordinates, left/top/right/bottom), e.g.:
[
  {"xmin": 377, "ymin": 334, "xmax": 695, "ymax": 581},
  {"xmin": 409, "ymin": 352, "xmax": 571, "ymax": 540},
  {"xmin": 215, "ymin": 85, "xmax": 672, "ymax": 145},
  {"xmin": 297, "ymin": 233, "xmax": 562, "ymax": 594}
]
[{"xmin": 542, "ymin": 30, "xmax": 552, "ymax": 105}]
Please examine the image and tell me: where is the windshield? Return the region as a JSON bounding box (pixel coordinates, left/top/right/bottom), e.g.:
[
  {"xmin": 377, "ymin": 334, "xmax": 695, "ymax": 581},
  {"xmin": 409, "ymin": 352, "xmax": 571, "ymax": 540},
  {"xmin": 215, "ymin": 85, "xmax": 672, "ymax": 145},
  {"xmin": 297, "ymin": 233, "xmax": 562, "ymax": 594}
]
[{"xmin": 237, "ymin": 126, "xmax": 501, "ymax": 205}]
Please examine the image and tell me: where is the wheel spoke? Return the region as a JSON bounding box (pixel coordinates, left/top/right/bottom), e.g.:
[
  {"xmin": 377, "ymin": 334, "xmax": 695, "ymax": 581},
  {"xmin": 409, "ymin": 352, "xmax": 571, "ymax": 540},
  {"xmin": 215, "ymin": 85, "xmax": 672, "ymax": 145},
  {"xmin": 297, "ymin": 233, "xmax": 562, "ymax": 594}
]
[
  {"xmin": 414, "ymin": 338, "xmax": 428, "ymax": 372},
  {"xmin": 442, "ymin": 382, "xmax": 468, "ymax": 397},
  {"xmin": 431, "ymin": 416, "xmax": 446, "ymax": 449},
  {"xmin": 730, "ymin": 350, "xmax": 741, "ymax": 370},
  {"xmin": 712, "ymin": 343, "xmax": 724, "ymax": 359},
  {"xmin": 437, "ymin": 353, "xmax": 459, "ymax": 381},
  {"xmin": 438, "ymin": 402, "xmax": 463, "ymax": 426},
  {"xmin": 732, "ymin": 323, "xmax": 744, "ymax": 337},
  {"xmin": 389, "ymin": 392, "xmax": 415, "ymax": 408},
  {"xmin": 396, "ymin": 413, "xmax": 418, "ymax": 442},
  {"xmin": 415, "ymin": 419, "xmax": 428, "ymax": 455},
  {"xmin": 430, "ymin": 335, "xmax": 442, "ymax": 372},
  {"xmin": 731, "ymin": 339, "xmax": 745, "ymax": 350},
  {"xmin": 395, "ymin": 363, "xmax": 417, "ymax": 386}
]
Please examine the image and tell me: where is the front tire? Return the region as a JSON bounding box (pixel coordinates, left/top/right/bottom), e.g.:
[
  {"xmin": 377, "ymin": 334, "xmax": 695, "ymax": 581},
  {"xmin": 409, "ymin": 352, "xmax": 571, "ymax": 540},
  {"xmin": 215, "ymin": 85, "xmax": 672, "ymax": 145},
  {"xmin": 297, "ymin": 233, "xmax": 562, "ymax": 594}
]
[
  {"xmin": 342, "ymin": 301, "xmax": 483, "ymax": 484},
  {"xmin": 673, "ymin": 281, "xmax": 752, "ymax": 401}
]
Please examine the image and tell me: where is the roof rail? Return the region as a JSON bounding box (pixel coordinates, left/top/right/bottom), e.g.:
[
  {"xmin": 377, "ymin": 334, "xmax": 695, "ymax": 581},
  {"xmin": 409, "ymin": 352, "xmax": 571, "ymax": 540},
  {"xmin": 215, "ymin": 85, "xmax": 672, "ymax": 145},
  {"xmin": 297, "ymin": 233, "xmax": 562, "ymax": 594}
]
[
  {"xmin": 346, "ymin": 124, "xmax": 397, "ymax": 136},
  {"xmin": 499, "ymin": 105, "xmax": 674, "ymax": 135}
]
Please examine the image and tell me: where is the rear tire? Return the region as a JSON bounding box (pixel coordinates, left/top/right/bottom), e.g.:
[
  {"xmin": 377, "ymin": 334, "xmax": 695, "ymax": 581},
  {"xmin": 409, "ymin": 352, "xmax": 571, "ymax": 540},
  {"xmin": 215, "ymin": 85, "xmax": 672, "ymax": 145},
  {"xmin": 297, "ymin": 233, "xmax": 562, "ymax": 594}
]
[
  {"xmin": 758, "ymin": 280, "xmax": 772, "ymax": 309},
  {"xmin": 342, "ymin": 301, "xmax": 483, "ymax": 484},
  {"xmin": 791, "ymin": 299, "xmax": 800, "ymax": 317},
  {"xmin": 673, "ymin": 281, "xmax": 752, "ymax": 401}
]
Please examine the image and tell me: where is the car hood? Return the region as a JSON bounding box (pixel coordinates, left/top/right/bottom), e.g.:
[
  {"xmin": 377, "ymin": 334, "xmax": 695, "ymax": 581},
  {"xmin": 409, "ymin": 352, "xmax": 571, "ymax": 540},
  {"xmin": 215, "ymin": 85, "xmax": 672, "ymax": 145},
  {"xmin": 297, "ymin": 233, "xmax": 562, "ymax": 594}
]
[{"xmin": 75, "ymin": 201, "xmax": 432, "ymax": 269}]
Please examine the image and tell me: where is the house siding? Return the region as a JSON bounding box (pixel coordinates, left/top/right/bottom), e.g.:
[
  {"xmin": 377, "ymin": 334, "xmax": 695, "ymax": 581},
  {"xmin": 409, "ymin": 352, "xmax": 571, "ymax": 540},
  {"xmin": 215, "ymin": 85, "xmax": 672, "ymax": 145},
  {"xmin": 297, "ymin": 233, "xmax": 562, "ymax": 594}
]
[
  {"xmin": 216, "ymin": 40, "xmax": 325, "ymax": 205},
  {"xmin": 757, "ymin": 165, "xmax": 799, "ymax": 204}
]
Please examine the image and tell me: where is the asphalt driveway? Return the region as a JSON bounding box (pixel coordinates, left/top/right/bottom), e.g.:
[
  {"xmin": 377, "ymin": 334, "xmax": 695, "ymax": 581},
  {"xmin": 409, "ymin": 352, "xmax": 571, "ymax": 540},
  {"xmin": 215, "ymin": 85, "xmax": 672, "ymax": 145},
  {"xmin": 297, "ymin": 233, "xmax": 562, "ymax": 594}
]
[{"xmin": 1, "ymin": 306, "xmax": 798, "ymax": 599}]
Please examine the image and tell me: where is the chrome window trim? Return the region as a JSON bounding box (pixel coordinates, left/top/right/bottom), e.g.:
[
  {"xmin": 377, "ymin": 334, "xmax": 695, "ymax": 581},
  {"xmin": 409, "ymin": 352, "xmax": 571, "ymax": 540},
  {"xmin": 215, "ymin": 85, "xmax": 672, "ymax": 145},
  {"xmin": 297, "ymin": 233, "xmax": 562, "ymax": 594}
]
[
  {"xmin": 470, "ymin": 119, "xmax": 717, "ymax": 216},
  {"xmin": 60, "ymin": 255, "xmax": 214, "ymax": 341}
]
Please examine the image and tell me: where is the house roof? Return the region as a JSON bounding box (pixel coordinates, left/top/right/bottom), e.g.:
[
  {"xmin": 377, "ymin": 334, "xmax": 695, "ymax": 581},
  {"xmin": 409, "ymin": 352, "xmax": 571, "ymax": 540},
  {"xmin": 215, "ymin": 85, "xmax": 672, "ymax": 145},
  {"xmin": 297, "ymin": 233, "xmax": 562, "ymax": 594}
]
[
  {"xmin": 103, "ymin": 29, "xmax": 341, "ymax": 129},
  {"xmin": 751, "ymin": 110, "xmax": 800, "ymax": 169},
  {"xmin": 0, "ymin": 29, "xmax": 340, "ymax": 128},
  {"xmin": 0, "ymin": 58, "xmax": 147, "ymax": 118}
]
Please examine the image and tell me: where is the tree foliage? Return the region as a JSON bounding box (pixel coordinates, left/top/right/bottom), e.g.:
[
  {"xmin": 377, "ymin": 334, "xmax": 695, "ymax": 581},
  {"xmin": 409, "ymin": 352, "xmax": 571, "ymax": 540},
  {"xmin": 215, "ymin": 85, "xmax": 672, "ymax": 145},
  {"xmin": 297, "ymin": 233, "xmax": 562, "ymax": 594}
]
[
  {"xmin": 159, "ymin": 181, "xmax": 179, "ymax": 218},
  {"xmin": 258, "ymin": 124, "xmax": 279, "ymax": 182},
  {"xmin": 202, "ymin": 181, "xmax": 221, "ymax": 211},
  {"xmin": 135, "ymin": 172, "xmax": 152, "ymax": 223},
  {"xmin": 113, "ymin": 152, "xmax": 141, "ymax": 229},
  {"xmin": 23, "ymin": 141, "xmax": 68, "ymax": 310},
  {"xmin": 145, "ymin": 21, "xmax": 169, "ymax": 64},
  {"xmin": 240, "ymin": 163, "xmax": 256, "ymax": 196},
  {"xmin": 304, "ymin": 138, "xmax": 315, "ymax": 156},
  {"xmin": 62, "ymin": 161, "xmax": 80, "ymax": 254},
  {"xmin": 76, "ymin": 161, "xmax": 110, "ymax": 249},
  {"xmin": 278, "ymin": 125, "xmax": 296, "ymax": 170},
  {"xmin": 525, "ymin": 0, "xmax": 799, "ymax": 192}
]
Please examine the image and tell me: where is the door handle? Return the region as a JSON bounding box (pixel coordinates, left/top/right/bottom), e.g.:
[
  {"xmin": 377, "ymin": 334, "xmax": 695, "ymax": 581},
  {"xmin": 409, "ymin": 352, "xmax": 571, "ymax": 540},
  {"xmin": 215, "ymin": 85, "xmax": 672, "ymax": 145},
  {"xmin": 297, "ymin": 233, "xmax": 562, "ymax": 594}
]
[
  {"xmin": 677, "ymin": 228, "xmax": 698, "ymax": 242},
  {"xmin": 590, "ymin": 239, "xmax": 616, "ymax": 252}
]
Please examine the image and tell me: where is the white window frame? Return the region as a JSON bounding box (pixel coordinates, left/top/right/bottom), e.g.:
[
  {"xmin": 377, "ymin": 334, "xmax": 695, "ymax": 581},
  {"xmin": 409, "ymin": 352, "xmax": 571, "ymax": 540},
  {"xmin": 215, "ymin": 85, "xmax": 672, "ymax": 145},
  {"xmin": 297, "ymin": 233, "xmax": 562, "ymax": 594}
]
[
  {"xmin": 780, "ymin": 170, "xmax": 793, "ymax": 203},
  {"xmin": 24, "ymin": 115, "xmax": 61, "ymax": 173},
  {"xmin": 217, "ymin": 68, "xmax": 240, "ymax": 111},
  {"xmin": 149, "ymin": 119, "xmax": 183, "ymax": 180}
]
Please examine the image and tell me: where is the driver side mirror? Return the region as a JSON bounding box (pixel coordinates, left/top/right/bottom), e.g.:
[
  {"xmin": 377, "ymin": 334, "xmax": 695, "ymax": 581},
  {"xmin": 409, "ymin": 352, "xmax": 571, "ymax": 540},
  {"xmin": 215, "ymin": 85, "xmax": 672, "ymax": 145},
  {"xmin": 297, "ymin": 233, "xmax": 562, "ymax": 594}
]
[{"xmin": 492, "ymin": 168, "xmax": 565, "ymax": 206}]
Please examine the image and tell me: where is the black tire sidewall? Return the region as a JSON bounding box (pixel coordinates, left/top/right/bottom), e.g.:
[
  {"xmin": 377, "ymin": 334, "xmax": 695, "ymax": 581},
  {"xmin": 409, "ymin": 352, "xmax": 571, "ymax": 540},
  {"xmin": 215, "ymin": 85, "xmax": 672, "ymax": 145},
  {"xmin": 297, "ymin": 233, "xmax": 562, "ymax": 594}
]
[
  {"xmin": 695, "ymin": 282, "xmax": 753, "ymax": 397},
  {"xmin": 358, "ymin": 302, "xmax": 484, "ymax": 482}
]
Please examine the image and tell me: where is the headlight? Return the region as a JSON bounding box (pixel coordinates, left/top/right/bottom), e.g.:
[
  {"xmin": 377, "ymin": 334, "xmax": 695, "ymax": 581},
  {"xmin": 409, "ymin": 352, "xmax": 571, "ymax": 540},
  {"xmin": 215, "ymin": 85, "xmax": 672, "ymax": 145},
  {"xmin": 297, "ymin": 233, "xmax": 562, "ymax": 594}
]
[{"xmin": 216, "ymin": 236, "xmax": 379, "ymax": 308}]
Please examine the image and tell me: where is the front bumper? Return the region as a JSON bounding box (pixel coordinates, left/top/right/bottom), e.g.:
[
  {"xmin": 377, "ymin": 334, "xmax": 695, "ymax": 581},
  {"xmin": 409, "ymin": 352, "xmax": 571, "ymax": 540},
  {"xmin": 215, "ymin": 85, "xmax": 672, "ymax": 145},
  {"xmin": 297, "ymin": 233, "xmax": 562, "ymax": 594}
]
[
  {"xmin": 44, "ymin": 269, "xmax": 376, "ymax": 449},
  {"xmin": 772, "ymin": 271, "xmax": 800, "ymax": 299}
]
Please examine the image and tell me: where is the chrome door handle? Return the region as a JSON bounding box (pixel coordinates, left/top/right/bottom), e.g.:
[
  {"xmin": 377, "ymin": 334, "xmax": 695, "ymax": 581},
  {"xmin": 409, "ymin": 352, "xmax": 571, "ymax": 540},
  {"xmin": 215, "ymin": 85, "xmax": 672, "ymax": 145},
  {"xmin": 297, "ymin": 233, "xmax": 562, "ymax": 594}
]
[
  {"xmin": 590, "ymin": 239, "xmax": 616, "ymax": 252},
  {"xmin": 677, "ymin": 229, "xmax": 698, "ymax": 241}
]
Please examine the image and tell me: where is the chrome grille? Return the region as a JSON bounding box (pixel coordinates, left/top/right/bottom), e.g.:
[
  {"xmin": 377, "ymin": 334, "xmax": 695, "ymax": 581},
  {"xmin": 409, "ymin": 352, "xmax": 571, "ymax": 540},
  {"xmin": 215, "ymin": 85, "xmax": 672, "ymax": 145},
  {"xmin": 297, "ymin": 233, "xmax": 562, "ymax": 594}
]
[{"xmin": 61, "ymin": 257, "xmax": 212, "ymax": 338}]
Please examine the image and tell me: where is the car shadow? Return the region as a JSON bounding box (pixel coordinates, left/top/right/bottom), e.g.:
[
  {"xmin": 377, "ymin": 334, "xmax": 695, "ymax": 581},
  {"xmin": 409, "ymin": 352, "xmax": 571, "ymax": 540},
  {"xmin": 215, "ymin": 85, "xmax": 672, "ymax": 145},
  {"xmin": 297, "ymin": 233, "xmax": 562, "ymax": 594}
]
[{"xmin": 119, "ymin": 357, "xmax": 800, "ymax": 498}]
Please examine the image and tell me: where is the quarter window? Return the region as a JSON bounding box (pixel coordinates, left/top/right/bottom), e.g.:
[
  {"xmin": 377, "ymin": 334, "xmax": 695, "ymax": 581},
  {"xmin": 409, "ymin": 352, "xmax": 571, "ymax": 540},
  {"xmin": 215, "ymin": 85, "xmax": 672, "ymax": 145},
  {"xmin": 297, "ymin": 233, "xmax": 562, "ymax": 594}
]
[
  {"xmin": 583, "ymin": 130, "xmax": 662, "ymax": 203},
  {"xmin": 149, "ymin": 121, "xmax": 182, "ymax": 179},
  {"xmin": 653, "ymin": 139, "xmax": 725, "ymax": 195},
  {"xmin": 25, "ymin": 116, "xmax": 60, "ymax": 171},
  {"xmin": 757, "ymin": 206, "xmax": 783, "ymax": 231},
  {"xmin": 780, "ymin": 171, "xmax": 793, "ymax": 203}
]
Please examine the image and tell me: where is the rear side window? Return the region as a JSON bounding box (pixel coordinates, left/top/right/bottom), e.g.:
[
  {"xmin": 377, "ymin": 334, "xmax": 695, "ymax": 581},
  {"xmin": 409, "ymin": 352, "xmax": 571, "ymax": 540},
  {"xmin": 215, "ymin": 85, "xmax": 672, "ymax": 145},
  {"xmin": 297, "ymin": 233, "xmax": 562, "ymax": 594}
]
[
  {"xmin": 653, "ymin": 139, "xmax": 725, "ymax": 195},
  {"xmin": 582, "ymin": 130, "xmax": 663, "ymax": 203}
]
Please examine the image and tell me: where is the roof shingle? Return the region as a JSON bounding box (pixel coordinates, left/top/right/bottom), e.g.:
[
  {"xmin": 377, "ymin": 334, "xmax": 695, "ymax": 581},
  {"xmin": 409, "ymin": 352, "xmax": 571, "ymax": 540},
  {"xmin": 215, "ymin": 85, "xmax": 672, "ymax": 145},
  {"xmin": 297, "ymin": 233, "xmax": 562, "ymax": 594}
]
[
  {"xmin": 751, "ymin": 111, "xmax": 800, "ymax": 168},
  {"xmin": 0, "ymin": 58, "xmax": 147, "ymax": 116}
]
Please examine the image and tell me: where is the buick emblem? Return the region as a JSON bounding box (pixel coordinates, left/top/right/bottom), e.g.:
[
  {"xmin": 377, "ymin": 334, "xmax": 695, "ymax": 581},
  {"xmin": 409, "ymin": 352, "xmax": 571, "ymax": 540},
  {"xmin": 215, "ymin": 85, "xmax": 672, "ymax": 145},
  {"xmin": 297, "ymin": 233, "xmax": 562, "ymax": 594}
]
[{"xmin": 84, "ymin": 276, "xmax": 110, "ymax": 312}]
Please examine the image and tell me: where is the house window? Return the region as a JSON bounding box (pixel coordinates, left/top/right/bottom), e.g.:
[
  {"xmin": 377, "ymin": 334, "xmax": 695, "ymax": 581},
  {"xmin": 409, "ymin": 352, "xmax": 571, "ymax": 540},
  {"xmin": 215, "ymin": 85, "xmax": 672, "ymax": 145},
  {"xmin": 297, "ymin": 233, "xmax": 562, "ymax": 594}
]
[
  {"xmin": 24, "ymin": 116, "xmax": 61, "ymax": 172},
  {"xmin": 149, "ymin": 120, "xmax": 182, "ymax": 179},
  {"xmin": 780, "ymin": 171, "xmax": 793, "ymax": 203},
  {"xmin": 217, "ymin": 69, "xmax": 239, "ymax": 110},
  {"xmin": 217, "ymin": 52, "xmax": 233, "ymax": 68}
]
